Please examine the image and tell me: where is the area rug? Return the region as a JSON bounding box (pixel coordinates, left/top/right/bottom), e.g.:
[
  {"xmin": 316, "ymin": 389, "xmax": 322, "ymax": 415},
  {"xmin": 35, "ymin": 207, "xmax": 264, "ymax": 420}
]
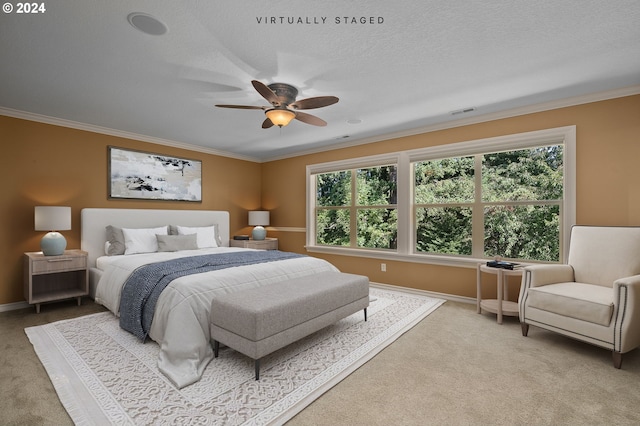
[{"xmin": 26, "ymin": 287, "xmax": 444, "ymax": 425}]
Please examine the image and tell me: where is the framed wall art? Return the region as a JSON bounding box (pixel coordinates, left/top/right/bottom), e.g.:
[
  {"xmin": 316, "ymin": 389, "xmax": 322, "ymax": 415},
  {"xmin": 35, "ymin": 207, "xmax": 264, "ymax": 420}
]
[{"xmin": 108, "ymin": 146, "xmax": 202, "ymax": 202}]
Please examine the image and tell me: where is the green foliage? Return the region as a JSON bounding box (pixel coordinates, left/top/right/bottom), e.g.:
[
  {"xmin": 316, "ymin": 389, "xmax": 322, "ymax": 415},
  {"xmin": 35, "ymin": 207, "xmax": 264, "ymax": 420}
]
[
  {"xmin": 484, "ymin": 205, "xmax": 559, "ymax": 261},
  {"xmin": 357, "ymin": 165, "xmax": 397, "ymax": 205},
  {"xmin": 316, "ymin": 171, "xmax": 351, "ymax": 206},
  {"xmin": 416, "ymin": 207, "xmax": 473, "ymax": 255},
  {"xmin": 414, "ymin": 157, "xmax": 475, "ymax": 203},
  {"xmin": 315, "ymin": 144, "xmax": 563, "ymax": 261},
  {"xmin": 482, "ymin": 146, "xmax": 563, "ymax": 202},
  {"xmin": 358, "ymin": 208, "xmax": 398, "ymax": 249},
  {"xmin": 480, "ymin": 146, "xmax": 563, "ymax": 261},
  {"xmin": 316, "ymin": 208, "xmax": 350, "ymax": 246},
  {"xmin": 316, "ymin": 166, "xmax": 398, "ymax": 250},
  {"xmin": 412, "ymin": 145, "xmax": 562, "ymax": 261}
]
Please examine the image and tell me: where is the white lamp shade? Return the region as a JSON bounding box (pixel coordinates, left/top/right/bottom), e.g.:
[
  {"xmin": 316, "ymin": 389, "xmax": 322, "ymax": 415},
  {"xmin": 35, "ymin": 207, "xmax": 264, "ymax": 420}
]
[
  {"xmin": 35, "ymin": 206, "xmax": 71, "ymax": 231},
  {"xmin": 248, "ymin": 211, "xmax": 270, "ymax": 226}
]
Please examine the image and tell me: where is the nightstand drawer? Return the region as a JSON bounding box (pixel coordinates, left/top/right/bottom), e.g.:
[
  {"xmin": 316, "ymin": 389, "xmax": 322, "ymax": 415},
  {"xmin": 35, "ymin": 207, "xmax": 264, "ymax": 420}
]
[
  {"xmin": 249, "ymin": 240, "xmax": 277, "ymax": 249},
  {"xmin": 31, "ymin": 255, "xmax": 87, "ymax": 274},
  {"xmin": 229, "ymin": 238, "xmax": 278, "ymax": 250}
]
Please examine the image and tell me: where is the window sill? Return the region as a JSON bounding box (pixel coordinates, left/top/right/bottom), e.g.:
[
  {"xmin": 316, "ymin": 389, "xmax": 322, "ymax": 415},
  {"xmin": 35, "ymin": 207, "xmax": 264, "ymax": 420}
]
[{"xmin": 305, "ymin": 245, "xmax": 491, "ymax": 269}]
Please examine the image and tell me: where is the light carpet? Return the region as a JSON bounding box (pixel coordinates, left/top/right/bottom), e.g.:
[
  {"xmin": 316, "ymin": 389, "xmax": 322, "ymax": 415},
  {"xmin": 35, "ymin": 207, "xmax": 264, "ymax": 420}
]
[{"xmin": 25, "ymin": 287, "xmax": 444, "ymax": 425}]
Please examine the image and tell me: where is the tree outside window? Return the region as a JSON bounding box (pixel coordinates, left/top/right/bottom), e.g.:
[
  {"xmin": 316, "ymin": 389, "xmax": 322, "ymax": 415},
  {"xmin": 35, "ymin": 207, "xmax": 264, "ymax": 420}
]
[
  {"xmin": 413, "ymin": 145, "xmax": 563, "ymax": 261},
  {"xmin": 315, "ymin": 165, "xmax": 398, "ymax": 250}
]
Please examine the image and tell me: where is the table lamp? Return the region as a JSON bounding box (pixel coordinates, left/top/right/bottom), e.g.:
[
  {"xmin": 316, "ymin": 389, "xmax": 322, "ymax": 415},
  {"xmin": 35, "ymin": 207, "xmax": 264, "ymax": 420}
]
[
  {"xmin": 248, "ymin": 210, "xmax": 269, "ymax": 241},
  {"xmin": 35, "ymin": 206, "xmax": 71, "ymax": 256}
]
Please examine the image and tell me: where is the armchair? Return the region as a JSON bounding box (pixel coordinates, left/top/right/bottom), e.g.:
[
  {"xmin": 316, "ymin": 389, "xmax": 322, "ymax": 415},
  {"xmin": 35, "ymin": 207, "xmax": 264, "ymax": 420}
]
[{"xmin": 519, "ymin": 226, "xmax": 640, "ymax": 368}]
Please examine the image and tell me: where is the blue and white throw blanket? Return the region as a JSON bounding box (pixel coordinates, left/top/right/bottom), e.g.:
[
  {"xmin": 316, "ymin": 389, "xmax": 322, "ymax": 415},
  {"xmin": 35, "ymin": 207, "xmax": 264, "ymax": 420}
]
[{"xmin": 119, "ymin": 250, "xmax": 304, "ymax": 340}]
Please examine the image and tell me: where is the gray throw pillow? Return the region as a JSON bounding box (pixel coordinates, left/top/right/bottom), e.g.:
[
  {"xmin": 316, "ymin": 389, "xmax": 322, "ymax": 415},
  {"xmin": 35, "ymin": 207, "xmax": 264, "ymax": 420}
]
[
  {"xmin": 106, "ymin": 225, "xmax": 125, "ymax": 256},
  {"xmin": 156, "ymin": 234, "xmax": 198, "ymax": 252}
]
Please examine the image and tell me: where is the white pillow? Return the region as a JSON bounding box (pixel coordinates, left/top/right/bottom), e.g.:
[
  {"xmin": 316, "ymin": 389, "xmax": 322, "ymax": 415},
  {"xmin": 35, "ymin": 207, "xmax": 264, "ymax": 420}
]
[
  {"xmin": 122, "ymin": 226, "xmax": 169, "ymax": 255},
  {"xmin": 176, "ymin": 225, "xmax": 218, "ymax": 248}
]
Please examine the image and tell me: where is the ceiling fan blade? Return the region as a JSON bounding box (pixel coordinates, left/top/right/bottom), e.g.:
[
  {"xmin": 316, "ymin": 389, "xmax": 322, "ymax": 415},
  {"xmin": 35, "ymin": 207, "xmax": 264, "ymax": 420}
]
[
  {"xmin": 252, "ymin": 80, "xmax": 281, "ymax": 106},
  {"xmin": 290, "ymin": 96, "xmax": 339, "ymax": 110},
  {"xmin": 215, "ymin": 104, "xmax": 267, "ymax": 110},
  {"xmin": 262, "ymin": 118, "xmax": 274, "ymax": 129},
  {"xmin": 295, "ymin": 111, "xmax": 327, "ymax": 127}
]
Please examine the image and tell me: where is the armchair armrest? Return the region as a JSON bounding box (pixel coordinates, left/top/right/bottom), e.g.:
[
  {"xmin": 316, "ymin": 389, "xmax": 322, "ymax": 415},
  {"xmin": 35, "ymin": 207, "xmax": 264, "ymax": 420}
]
[
  {"xmin": 613, "ymin": 275, "xmax": 640, "ymax": 353},
  {"xmin": 521, "ymin": 264, "xmax": 575, "ymax": 289},
  {"xmin": 614, "ymin": 274, "xmax": 640, "ymax": 289}
]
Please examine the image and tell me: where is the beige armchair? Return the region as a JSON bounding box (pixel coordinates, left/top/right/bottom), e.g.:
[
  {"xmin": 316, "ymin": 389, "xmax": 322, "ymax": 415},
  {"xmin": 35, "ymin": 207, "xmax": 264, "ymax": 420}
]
[{"xmin": 519, "ymin": 226, "xmax": 640, "ymax": 368}]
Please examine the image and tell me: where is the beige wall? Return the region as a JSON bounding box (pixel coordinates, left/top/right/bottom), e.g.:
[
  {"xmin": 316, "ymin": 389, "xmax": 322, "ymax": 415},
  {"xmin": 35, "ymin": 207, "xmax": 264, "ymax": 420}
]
[
  {"xmin": 2, "ymin": 94, "xmax": 639, "ymax": 305},
  {"xmin": 0, "ymin": 116, "xmax": 262, "ymax": 305},
  {"xmin": 262, "ymin": 95, "xmax": 640, "ymax": 299}
]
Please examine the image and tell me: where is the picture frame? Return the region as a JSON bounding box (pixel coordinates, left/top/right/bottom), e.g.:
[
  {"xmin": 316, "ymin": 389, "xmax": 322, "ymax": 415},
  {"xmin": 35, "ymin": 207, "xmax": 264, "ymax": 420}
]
[{"xmin": 108, "ymin": 146, "xmax": 202, "ymax": 202}]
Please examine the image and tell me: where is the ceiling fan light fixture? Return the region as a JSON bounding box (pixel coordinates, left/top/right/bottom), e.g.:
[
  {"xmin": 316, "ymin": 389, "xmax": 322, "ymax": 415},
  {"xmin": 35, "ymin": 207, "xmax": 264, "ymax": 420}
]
[{"xmin": 265, "ymin": 108, "xmax": 295, "ymax": 127}]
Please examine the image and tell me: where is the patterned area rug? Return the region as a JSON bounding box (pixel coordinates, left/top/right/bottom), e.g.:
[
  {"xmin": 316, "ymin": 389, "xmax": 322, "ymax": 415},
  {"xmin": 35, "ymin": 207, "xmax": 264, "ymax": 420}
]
[{"xmin": 26, "ymin": 287, "xmax": 444, "ymax": 425}]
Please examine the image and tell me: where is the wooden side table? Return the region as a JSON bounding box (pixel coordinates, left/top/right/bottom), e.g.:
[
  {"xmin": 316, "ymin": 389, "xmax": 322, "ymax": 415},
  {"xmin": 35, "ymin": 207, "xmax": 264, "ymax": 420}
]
[
  {"xmin": 476, "ymin": 263, "xmax": 523, "ymax": 324},
  {"xmin": 24, "ymin": 250, "xmax": 88, "ymax": 313},
  {"xmin": 229, "ymin": 237, "xmax": 278, "ymax": 250}
]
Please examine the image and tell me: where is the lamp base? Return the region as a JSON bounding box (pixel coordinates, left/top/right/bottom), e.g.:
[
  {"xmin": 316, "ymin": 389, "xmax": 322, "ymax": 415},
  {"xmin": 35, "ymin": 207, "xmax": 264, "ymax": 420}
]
[
  {"xmin": 41, "ymin": 232, "xmax": 67, "ymax": 256},
  {"xmin": 251, "ymin": 226, "xmax": 267, "ymax": 241}
]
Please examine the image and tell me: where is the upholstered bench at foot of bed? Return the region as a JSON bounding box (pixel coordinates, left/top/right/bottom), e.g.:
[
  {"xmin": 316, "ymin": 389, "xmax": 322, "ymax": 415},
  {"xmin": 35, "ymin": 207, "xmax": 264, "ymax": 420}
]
[{"xmin": 210, "ymin": 271, "xmax": 370, "ymax": 380}]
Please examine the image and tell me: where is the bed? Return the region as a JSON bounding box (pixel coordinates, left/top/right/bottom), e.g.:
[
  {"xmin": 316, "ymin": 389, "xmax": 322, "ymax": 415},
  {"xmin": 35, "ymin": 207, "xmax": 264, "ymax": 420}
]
[{"xmin": 80, "ymin": 208, "xmax": 339, "ymax": 388}]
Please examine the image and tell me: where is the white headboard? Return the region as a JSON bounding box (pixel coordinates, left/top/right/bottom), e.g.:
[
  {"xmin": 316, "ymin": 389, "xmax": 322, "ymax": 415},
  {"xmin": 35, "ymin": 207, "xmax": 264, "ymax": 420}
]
[{"xmin": 81, "ymin": 208, "xmax": 230, "ymax": 268}]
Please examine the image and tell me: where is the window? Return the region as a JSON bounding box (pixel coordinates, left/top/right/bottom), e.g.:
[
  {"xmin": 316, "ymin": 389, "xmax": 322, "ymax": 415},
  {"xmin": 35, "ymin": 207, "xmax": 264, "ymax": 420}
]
[
  {"xmin": 414, "ymin": 146, "xmax": 563, "ymax": 261},
  {"xmin": 307, "ymin": 126, "xmax": 575, "ymax": 267},
  {"xmin": 414, "ymin": 156, "xmax": 475, "ymax": 256},
  {"xmin": 315, "ymin": 165, "xmax": 398, "ymax": 250}
]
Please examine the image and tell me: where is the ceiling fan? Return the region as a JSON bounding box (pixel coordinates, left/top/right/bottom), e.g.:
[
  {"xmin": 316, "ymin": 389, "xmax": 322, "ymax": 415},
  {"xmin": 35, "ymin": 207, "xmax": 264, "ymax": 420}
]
[{"xmin": 215, "ymin": 80, "xmax": 339, "ymax": 128}]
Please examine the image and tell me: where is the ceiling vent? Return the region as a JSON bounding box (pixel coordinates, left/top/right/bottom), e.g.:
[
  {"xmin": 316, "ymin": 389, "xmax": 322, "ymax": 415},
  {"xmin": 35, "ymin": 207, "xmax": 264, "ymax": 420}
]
[{"xmin": 451, "ymin": 107, "xmax": 476, "ymax": 116}]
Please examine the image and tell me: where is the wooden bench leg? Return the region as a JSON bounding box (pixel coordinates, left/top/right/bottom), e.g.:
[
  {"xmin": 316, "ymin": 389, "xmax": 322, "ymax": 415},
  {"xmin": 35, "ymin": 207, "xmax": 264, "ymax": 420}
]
[
  {"xmin": 364, "ymin": 308, "xmax": 368, "ymax": 322},
  {"xmin": 255, "ymin": 359, "xmax": 260, "ymax": 380},
  {"xmin": 213, "ymin": 340, "xmax": 220, "ymax": 358}
]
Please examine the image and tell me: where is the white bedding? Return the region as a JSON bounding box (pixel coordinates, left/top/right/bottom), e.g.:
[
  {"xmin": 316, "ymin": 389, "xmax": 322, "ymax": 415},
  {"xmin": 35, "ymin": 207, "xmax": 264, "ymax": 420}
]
[{"xmin": 95, "ymin": 247, "xmax": 338, "ymax": 388}]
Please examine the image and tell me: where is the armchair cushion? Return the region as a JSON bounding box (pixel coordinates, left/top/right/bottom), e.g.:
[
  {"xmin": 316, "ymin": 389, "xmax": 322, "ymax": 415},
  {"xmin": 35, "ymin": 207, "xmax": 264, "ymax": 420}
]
[{"xmin": 527, "ymin": 282, "xmax": 614, "ymax": 326}]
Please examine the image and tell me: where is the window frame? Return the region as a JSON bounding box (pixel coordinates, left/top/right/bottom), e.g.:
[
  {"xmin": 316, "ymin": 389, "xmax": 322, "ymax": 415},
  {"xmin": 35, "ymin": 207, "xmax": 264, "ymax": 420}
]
[{"xmin": 306, "ymin": 126, "xmax": 576, "ymax": 268}]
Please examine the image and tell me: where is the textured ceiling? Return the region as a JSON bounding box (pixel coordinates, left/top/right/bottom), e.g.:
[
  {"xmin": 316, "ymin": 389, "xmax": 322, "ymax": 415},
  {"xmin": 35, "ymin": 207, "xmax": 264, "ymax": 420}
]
[{"xmin": 1, "ymin": 1, "xmax": 639, "ymax": 161}]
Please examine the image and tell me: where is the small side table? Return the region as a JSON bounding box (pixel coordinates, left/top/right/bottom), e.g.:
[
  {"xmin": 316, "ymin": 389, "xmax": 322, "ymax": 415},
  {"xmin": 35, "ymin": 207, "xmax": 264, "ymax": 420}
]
[
  {"xmin": 24, "ymin": 250, "xmax": 88, "ymax": 313},
  {"xmin": 476, "ymin": 264, "xmax": 523, "ymax": 324},
  {"xmin": 229, "ymin": 237, "xmax": 278, "ymax": 250}
]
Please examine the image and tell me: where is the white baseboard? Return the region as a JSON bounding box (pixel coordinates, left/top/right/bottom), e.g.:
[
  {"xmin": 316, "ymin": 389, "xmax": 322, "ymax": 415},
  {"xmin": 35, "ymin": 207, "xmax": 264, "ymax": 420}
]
[
  {"xmin": 0, "ymin": 301, "xmax": 30, "ymax": 313},
  {"xmin": 370, "ymin": 281, "xmax": 475, "ymax": 305}
]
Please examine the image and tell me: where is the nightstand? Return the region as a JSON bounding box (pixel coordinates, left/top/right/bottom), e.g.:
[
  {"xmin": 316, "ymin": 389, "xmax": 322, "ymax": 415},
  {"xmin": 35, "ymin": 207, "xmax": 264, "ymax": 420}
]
[
  {"xmin": 229, "ymin": 238, "xmax": 278, "ymax": 250},
  {"xmin": 24, "ymin": 250, "xmax": 88, "ymax": 313}
]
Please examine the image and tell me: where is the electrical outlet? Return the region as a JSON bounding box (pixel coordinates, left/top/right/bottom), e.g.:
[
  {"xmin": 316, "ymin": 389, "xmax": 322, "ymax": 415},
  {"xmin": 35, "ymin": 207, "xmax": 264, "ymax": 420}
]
[{"xmin": 381, "ymin": 263, "xmax": 386, "ymax": 272}]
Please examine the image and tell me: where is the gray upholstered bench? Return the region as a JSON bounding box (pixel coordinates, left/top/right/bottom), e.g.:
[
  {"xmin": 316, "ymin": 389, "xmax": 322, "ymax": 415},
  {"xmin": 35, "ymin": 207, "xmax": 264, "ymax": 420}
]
[{"xmin": 210, "ymin": 271, "xmax": 369, "ymax": 380}]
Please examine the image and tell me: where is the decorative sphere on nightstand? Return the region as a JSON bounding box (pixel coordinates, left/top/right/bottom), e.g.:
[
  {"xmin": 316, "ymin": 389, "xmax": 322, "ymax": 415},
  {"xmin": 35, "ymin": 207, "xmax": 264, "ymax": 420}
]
[
  {"xmin": 40, "ymin": 231, "xmax": 67, "ymax": 256},
  {"xmin": 251, "ymin": 226, "xmax": 267, "ymax": 241}
]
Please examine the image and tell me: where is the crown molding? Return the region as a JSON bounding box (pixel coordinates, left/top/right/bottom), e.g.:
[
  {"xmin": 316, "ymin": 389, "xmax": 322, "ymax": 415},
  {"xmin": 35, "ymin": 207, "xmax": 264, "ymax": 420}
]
[{"xmin": 0, "ymin": 107, "xmax": 261, "ymax": 163}]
